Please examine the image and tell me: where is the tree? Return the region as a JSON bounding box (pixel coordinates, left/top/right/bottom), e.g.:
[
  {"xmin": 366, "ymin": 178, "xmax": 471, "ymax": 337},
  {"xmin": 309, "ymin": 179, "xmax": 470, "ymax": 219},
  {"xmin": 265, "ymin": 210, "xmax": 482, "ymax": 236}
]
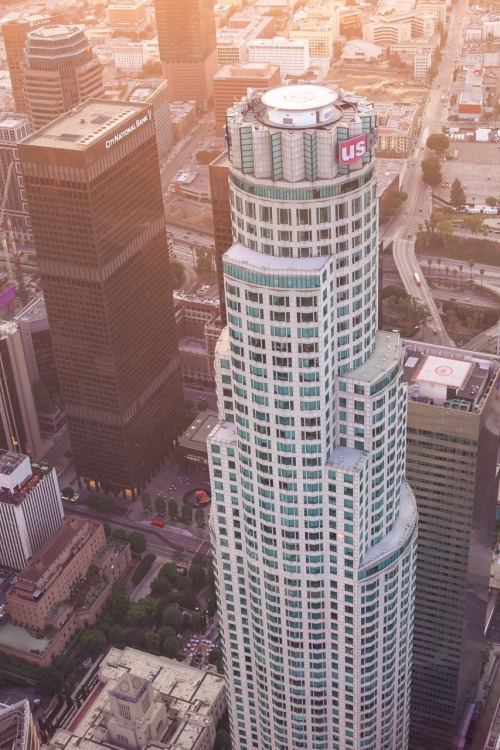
[
  {"xmin": 36, "ymin": 667, "xmax": 64, "ymax": 696},
  {"xmin": 159, "ymin": 562, "xmax": 178, "ymax": 582},
  {"xmin": 208, "ymin": 648, "xmax": 223, "ymax": 665},
  {"xmin": 150, "ymin": 576, "xmax": 172, "ymax": 595},
  {"xmin": 407, "ymin": 298, "xmax": 432, "ymax": 329},
  {"xmin": 162, "ymin": 636, "xmax": 180, "ymax": 658},
  {"xmin": 139, "ymin": 59, "xmax": 162, "ymax": 77},
  {"xmin": 177, "ymin": 575, "xmax": 194, "ymax": 591},
  {"xmin": 155, "ymin": 495, "xmax": 166, "ymax": 516},
  {"xmin": 458, "ymin": 264, "xmax": 464, "ymax": 289},
  {"xmin": 191, "ymin": 552, "xmax": 207, "ymax": 568},
  {"xmin": 444, "ymin": 266, "xmax": 450, "ymax": 287},
  {"xmin": 141, "ymin": 492, "xmax": 152, "ymax": 513},
  {"xmin": 128, "ymin": 531, "xmax": 147, "ymax": 554},
  {"xmin": 100, "ymin": 496, "xmax": 116, "ymax": 514},
  {"xmin": 184, "ymin": 399, "xmax": 194, "ymax": 410},
  {"xmin": 181, "ymin": 503, "xmax": 193, "ymax": 524},
  {"xmin": 145, "ymin": 632, "xmax": 162, "ymax": 655},
  {"xmin": 195, "ymin": 508, "xmax": 205, "ymax": 527},
  {"xmin": 194, "ymin": 245, "xmax": 214, "ymax": 278},
  {"xmin": 188, "ymin": 565, "xmax": 206, "ymax": 590},
  {"xmin": 450, "ymin": 178, "xmax": 466, "ymax": 210},
  {"xmin": 436, "ymin": 219, "xmax": 453, "ymax": 247},
  {"xmin": 162, "ymin": 605, "xmax": 183, "ymax": 630},
  {"xmin": 388, "ymin": 52, "xmax": 404, "ymax": 68},
  {"xmin": 486, "ymin": 196, "xmax": 498, "ymax": 207},
  {"xmin": 170, "ymin": 259, "xmax": 186, "ymax": 289},
  {"xmin": 463, "ymin": 214, "xmax": 485, "ymax": 235},
  {"xmin": 421, "ymin": 156, "xmax": 442, "ymax": 186},
  {"xmin": 198, "ymin": 399, "xmax": 209, "ymax": 411},
  {"xmin": 333, "ymin": 39, "xmax": 343, "ymax": 59},
  {"xmin": 452, "ymin": 268, "xmax": 458, "ymax": 288},
  {"xmin": 108, "ymin": 624, "xmax": 124, "ymax": 646},
  {"xmin": 479, "ymin": 267, "xmax": 485, "ymax": 290},
  {"xmin": 426, "ymin": 257, "xmax": 433, "ymax": 281},
  {"xmin": 103, "ymin": 521, "xmax": 111, "ymax": 538},
  {"xmin": 190, "ymin": 612, "xmax": 203, "ymax": 632},
  {"xmin": 176, "ymin": 589, "xmax": 199, "ymax": 610},
  {"xmin": 81, "ymin": 628, "xmax": 108, "ymax": 657},
  {"xmin": 168, "ymin": 499, "xmax": 179, "ymax": 519},
  {"xmin": 426, "ymin": 133, "xmax": 450, "ymax": 153},
  {"xmin": 436, "ymin": 258, "xmax": 443, "ymax": 284},
  {"xmin": 158, "ymin": 626, "xmax": 177, "ymax": 639},
  {"xmin": 112, "ymin": 528, "xmax": 128, "ymax": 543},
  {"xmin": 105, "ymin": 582, "xmax": 130, "ymax": 622},
  {"xmin": 468, "ymin": 259, "xmax": 475, "ymax": 286},
  {"xmin": 127, "ymin": 597, "xmax": 158, "ymax": 627}
]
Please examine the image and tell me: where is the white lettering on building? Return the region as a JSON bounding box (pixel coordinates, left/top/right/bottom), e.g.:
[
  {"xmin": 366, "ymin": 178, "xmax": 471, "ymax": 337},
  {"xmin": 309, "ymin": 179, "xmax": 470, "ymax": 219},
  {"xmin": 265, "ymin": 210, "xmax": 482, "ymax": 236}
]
[{"xmin": 105, "ymin": 110, "xmax": 151, "ymax": 149}]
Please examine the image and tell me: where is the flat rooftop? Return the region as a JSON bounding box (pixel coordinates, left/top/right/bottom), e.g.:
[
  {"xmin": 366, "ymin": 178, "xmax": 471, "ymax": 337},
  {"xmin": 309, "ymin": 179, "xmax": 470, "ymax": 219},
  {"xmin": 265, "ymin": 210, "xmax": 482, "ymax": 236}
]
[
  {"xmin": 28, "ymin": 23, "xmax": 79, "ymax": 39},
  {"xmin": 0, "ymin": 449, "xmax": 25, "ymax": 476},
  {"xmin": 20, "ymin": 100, "xmax": 147, "ymax": 151},
  {"xmin": 15, "ymin": 517, "xmax": 91, "ymax": 585},
  {"xmin": 403, "ymin": 342, "xmax": 499, "ymax": 411},
  {"xmin": 14, "ymin": 293, "xmax": 47, "ymax": 324},
  {"xmin": 179, "ymin": 411, "xmax": 219, "ymax": 455}
]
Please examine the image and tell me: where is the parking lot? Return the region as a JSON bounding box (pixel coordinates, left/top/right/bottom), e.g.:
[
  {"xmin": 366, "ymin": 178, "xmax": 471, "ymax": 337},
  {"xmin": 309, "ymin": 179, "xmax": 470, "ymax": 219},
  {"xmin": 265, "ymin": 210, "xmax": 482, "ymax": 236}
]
[{"xmin": 436, "ymin": 141, "xmax": 500, "ymax": 206}]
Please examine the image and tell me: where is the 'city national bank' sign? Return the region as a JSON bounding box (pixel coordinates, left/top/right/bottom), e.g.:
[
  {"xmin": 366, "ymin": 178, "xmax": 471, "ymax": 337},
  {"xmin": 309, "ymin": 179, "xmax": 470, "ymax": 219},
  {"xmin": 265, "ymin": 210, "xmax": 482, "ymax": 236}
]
[
  {"xmin": 105, "ymin": 109, "xmax": 152, "ymax": 149},
  {"xmin": 339, "ymin": 130, "xmax": 377, "ymax": 165}
]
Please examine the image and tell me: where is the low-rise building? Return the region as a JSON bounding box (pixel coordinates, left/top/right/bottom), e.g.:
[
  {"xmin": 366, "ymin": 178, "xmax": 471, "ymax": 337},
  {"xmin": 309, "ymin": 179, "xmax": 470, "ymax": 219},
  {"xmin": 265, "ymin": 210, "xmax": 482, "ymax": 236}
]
[
  {"xmin": 458, "ymin": 69, "xmax": 483, "ymax": 120},
  {"xmin": 44, "ymin": 647, "xmax": 226, "ymax": 750},
  {"xmin": 0, "ymin": 517, "xmax": 131, "ymax": 665},
  {"xmin": 483, "ymin": 17, "xmax": 500, "ymax": 39},
  {"xmin": 363, "ymin": 9, "xmax": 436, "ymax": 46},
  {"xmin": 340, "ymin": 39, "xmax": 383, "ymax": 63},
  {"xmin": 415, "ymin": 0, "xmax": 447, "ymax": 27},
  {"xmin": 179, "ymin": 411, "xmax": 219, "ymax": 466},
  {"xmin": 414, "ymin": 47, "xmax": 433, "ymax": 80},
  {"xmin": 108, "ymin": 0, "xmax": 147, "ymax": 36},
  {"xmin": 110, "ymin": 42, "xmax": 144, "ymax": 72},
  {"xmin": 373, "ymin": 101, "xmax": 418, "ymax": 156},
  {"xmin": 170, "ymin": 101, "xmax": 197, "ymax": 141},
  {"xmin": 288, "ymin": 16, "xmax": 337, "ymax": 59},
  {"xmin": 216, "ymin": 14, "xmax": 274, "ymax": 65}
]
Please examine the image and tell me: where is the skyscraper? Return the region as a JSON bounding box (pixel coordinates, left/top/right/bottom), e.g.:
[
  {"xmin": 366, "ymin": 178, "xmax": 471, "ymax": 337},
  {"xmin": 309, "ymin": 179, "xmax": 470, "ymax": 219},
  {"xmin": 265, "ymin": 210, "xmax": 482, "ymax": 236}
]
[
  {"xmin": 2, "ymin": 12, "xmax": 63, "ymax": 113},
  {"xmin": 21, "ymin": 25, "xmax": 104, "ymax": 132},
  {"xmin": 0, "ymin": 700, "xmax": 42, "ymax": 750},
  {"xmin": 0, "ymin": 449, "xmax": 63, "ymax": 570},
  {"xmin": 208, "ymin": 85, "xmax": 418, "ymax": 750},
  {"xmin": 0, "ymin": 321, "xmax": 42, "ymax": 457},
  {"xmin": 19, "ymin": 100, "xmax": 183, "ymax": 497},
  {"xmin": 403, "ymin": 343, "xmax": 500, "ymax": 750},
  {"xmin": 154, "ymin": 0, "xmax": 217, "ymax": 109},
  {"xmin": 0, "ymin": 113, "xmax": 32, "ymax": 245}
]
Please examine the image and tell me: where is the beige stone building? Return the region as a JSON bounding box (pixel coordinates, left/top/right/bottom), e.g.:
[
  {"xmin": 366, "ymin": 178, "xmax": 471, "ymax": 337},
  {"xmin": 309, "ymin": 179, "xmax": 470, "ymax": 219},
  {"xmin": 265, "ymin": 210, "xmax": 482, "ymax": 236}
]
[{"xmin": 43, "ymin": 647, "xmax": 226, "ymax": 750}]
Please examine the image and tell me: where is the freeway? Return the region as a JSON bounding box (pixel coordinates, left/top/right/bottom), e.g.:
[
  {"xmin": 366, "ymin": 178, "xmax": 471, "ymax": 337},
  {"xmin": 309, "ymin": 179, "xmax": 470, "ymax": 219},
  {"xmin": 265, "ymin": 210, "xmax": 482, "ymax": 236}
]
[
  {"xmin": 466, "ymin": 323, "xmax": 499, "ymax": 352},
  {"xmin": 381, "ymin": 0, "xmax": 467, "ymax": 345}
]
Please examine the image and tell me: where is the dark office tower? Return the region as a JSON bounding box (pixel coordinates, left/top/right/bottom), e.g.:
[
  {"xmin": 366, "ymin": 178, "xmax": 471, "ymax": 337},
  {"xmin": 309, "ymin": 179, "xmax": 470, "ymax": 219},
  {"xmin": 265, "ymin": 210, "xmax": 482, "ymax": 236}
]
[
  {"xmin": 2, "ymin": 12, "xmax": 63, "ymax": 113},
  {"xmin": 21, "ymin": 25, "xmax": 104, "ymax": 132},
  {"xmin": 19, "ymin": 100, "xmax": 183, "ymax": 497},
  {"xmin": 208, "ymin": 152, "xmax": 231, "ymax": 326},
  {"xmin": 403, "ymin": 344, "xmax": 500, "ymax": 750},
  {"xmin": 154, "ymin": 0, "xmax": 217, "ymax": 109}
]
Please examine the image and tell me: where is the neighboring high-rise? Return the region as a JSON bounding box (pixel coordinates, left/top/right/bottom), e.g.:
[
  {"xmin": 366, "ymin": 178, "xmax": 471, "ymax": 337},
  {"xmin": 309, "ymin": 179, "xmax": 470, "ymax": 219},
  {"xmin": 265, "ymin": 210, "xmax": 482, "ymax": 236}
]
[
  {"xmin": 2, "ymin": 12, "xmax": 63, "ymax": 113},
  {"xmin": 19, "ymin": 100, "xmax": 183, "ymax": 497},
  {"xmin": 0, "ymin": 113, "xmax": 32, "ymax": 245},
  {"xmin": 154, "ymin": 0, "xmax": 218, "ymax": 109},
  {"xmin": 0, "ymin": 449, "xmax": 63, "ymax": 570},
  {"xmin": 213, "ymin": 62, "xmax": 281, "ymax": 136},
  {"xmin": 21, "ymin": 25, "xmax": 104, "ymax": 132},
  {"xmin": 123, "ymin": 79, "xmax": 173, "ymax": 157},
  {"xmin": 208, "ymin": 85, "xmax": 417, "ymax": 750},
  {"xmin": 403, "ymin": 343, "xmax": 500, "ymax": 750},
  {"xmin": 0, "ymin": 321, "xmax": 42, "ymax": 457}
]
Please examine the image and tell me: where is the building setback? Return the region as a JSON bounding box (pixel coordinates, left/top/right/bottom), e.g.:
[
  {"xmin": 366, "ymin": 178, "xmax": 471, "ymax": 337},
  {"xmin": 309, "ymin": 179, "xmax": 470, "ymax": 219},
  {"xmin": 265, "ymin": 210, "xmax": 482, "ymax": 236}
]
[
  {"xmin": 154, "ymin": 0, "xmax": 218, "ymax": 109},
  {"xmin": 19, "ymin": 100, "xmax": 183, "ymax": 497},
  {"xmin": 208, "ymin": 151, "xmax": 231, "ymax": 327},
  {"xmin": 1, "ymin": 12, "xmax": 63, "ymax": 113},
  {"xmin": 21, "ymin": 25, "xmax": 104, "ymax": 132},
  {"xmin": 404, "ymin": 344, "xmax": 500, "ymax": 750},
  {"xmin": 0, "ymin": 449, "xmax": 63, "ymax": 571},
  {"xmin": 208, "ymin": 85, "xmax": 417, "ymax": 750}
]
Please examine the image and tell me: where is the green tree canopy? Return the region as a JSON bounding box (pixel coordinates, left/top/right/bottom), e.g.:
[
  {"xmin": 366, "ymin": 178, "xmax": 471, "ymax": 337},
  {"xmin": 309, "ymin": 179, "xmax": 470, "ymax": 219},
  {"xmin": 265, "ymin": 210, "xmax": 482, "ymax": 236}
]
[
  {"xmin": 450, "ymin": 178, "xmax": 466, "ymax": 209},
  {"xmin": 181, "ymin": 503, "xmax": 193, "ymax": 523},
  {"xmin": 421, "ymin": 155, "xmax": 442, "ymax": 186},
  {"xmin": 155, "ymin": 495, "xmax": 166, "ymax": 516},
  {"xmin": 162, "ymin": 636, "xmax": 180, "ymax": 658},
  {"xmin": 128, "ymin": 531, "xmax": 147, "ymax": 554},
  {"xmin": 105, "ymin": 582, "xmax": 130, "ymax": 622},
  {"xmin": 463, "ymin": 214, "xmax": 485, "ymax": 235},
  {"xmin": 150, "ymin": 576, "xmax": 172, "ymax": 595},
  {"xmin": 198, "ymin": 399, "xmax": 209, "ymax": 411},
  {"xmin": 426, "ymin": 133, "xmax": 450, "ymax": 153},
  {"xmin": 81, "ymin": 627, "xmax": 108, "ymax": 657},
  {"xmin": 145, "ymin": 632, "xmax": 162, "ymax": 655},
  {"xmin": 141, "ymin": 492, "xmax": 152, "ymax": 512},
  {"xmin": 162, "ymin": 605, "xmax": 183, "ymax": 630},
  {"xmin": 168, "ymin": 499, "xmax": 179, "ymax": 519},
  {"xmin": 111, "ymin": 528, "xmax": 128, "ymax": 542},
  {"xmin": 159, "ymin": 562, "xmax": 178, "ymax": 582},
  {"xmin": 188, "ymin": 565, "xmax": 206, "ymax": 590},
  {"xmin": 36, "ymin": 667, "xmax": 64, "ymax": 696},
  {"xmin": 170, "ymin": 259, "xmax": 186, "ymax": 289},
  {"xmin": 486, "ymin": 196, "xmax": 498, "ymax": 207}
]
